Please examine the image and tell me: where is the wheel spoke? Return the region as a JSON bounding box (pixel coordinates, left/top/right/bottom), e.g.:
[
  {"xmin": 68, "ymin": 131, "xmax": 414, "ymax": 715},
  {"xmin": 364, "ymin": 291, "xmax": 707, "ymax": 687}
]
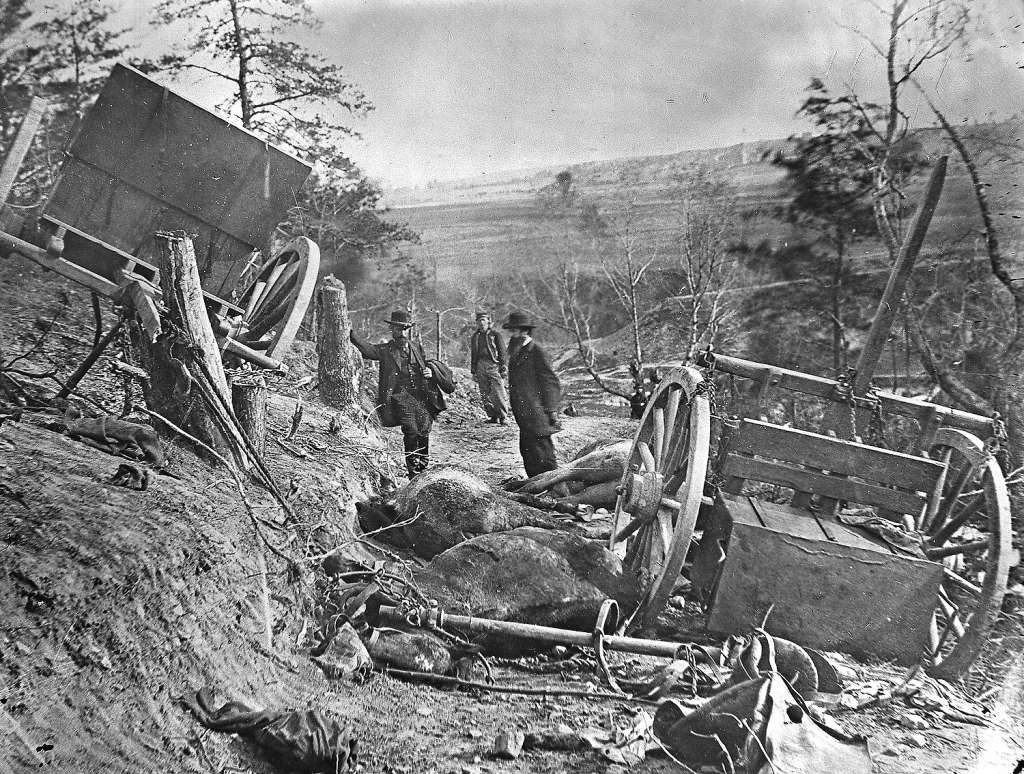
[
  {"xmin": 250, "ymin": 263, "xmax": 298, "ymax": 324},
  {"xmin": 613, "ymin": 513, "xmax": 648, "ymax": 545},
  {"xmin": 921, "ymin": 447, "xmax": 953, "ymax": 532},
  {"xmin": 926, "ymin": 538, "xmax": 990, "ymax": 561},
  {"xmin": 637, "ymin": 441, "xmax": 657, "ymax": 473},
  {"xmin": 937, "ymin": 589, "xmax": 968, "ymax": 638},
  {"xmin": 929, "ymin": 492, "xmax": 984, "ymax": 547},
  {"xmin": 653, "ymin": 408, "xmax": 666, "ymax": 470},
  {"xmin": 656, "ymin": 505, "xmax": 675, "ymax": 557},
  {"xmin": 250, "ymin": 260, "xmax": 287, "ymax": 316},
  {"xmin": 944, "ymin": 568, "xmax": 982, "ymax": 596}
]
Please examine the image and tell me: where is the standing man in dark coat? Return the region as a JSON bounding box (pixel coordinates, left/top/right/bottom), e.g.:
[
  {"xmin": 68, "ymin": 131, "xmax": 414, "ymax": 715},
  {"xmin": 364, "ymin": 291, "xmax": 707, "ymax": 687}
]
[
  {"xmin": 350, "ymin": 310, "xmax": 436, "ymax": 478},
  {"xmin": 469, "ymin": 310, "xmax": 509, "ymax": 424},
  {"xmin": 503, "ymin": 311, "xmax": 562, "ymax": 476}
]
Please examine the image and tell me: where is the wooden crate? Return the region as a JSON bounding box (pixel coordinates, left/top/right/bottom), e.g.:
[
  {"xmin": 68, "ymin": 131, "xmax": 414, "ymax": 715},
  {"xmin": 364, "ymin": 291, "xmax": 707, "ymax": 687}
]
[{"xmin": 693, "ymin": 493, "xmax": 943, "ymax": 663}]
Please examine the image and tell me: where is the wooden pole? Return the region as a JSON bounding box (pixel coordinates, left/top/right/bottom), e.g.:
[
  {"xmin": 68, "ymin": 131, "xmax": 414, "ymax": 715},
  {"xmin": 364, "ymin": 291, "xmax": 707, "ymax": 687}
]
[
  {"xmin": 232, "ymin": 375, "xmax": 267, "ymax": 461},
  {"xmin": 853, "ymin": 156, "xmax": 948, "ymax": 394},
  {"xmin": 435, "ymin": 310, "xmax": 441, "ymax": 361},
  {"xmin": 0, "ymin": 96, "xmax": 47, "ymax": 206},
  {"xmin": 317, "ymin": 274, "xmax": 359, "ymax": 407}
]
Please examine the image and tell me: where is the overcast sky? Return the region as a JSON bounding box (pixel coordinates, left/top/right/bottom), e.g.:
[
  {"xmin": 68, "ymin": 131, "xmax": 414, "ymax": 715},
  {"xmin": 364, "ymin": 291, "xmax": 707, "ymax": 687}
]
[{"xmin": 121, "ymin": 0, "xmax": 1023, "ymax": 189}]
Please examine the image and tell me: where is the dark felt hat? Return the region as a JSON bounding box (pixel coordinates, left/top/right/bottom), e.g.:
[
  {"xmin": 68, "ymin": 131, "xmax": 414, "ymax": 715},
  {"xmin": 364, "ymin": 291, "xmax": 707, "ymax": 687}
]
[
  {"xmin": 475, "ymin": 310, "xmax": 491, "ymax": 319},
  {"xmin": 503, "ymin": 311, "xmax": 535, "ymax": 330},
  {"xmin": 384, "ymin": 310, "xmax": 415, "ymax": 327}
]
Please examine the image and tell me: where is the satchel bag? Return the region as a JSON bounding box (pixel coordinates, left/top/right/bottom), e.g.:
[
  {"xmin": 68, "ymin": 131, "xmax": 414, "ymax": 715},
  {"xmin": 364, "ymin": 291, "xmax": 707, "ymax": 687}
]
[{"xmin": 426, "ymin": 358, "xmax": 456, "ymax": 394}]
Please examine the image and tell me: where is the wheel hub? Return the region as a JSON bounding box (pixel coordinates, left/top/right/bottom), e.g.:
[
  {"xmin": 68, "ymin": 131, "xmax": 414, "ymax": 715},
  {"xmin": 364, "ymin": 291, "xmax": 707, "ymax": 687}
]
[{"xmin": 621, "ymin": 469, "xmax": 664, "ymax": 522}]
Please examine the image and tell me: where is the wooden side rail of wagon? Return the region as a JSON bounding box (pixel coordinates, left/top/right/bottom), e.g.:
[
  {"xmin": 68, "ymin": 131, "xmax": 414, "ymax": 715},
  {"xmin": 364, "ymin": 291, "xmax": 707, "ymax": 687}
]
[{"xmin": 0, "ymin": 224, "xmax": 318, "ymax": 373}]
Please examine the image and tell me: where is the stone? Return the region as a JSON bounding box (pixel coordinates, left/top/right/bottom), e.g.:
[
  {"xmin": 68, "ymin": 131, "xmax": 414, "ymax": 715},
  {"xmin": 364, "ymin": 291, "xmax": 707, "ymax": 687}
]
[
  {"xmin": 492, "ymin": 728, "xmax": 525, "ymax": 759},
  {"xmin": 311, "ymin": 622, "xmax": 371, "ymax": 680},
  {"xmin": 900, "ymin": 713, "xmax": 930, "ymax": 730},
  {"xmin": 904, "ymin": 733, "xmax": 928, "ymax": 748}
]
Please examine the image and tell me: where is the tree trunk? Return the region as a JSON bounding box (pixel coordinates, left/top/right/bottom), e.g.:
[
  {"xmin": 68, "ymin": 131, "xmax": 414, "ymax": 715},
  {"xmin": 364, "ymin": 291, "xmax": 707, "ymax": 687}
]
[
  {"xmin": 317, "ymin": 274, "xmax": 360, "ymax": 407},
  {"xmin": 232, "ymin": 375, "xmax": 267, "ymax": 462},
  {"xmin": 138, "ymin": 231, "xmax": 238, "ymax": 466}
]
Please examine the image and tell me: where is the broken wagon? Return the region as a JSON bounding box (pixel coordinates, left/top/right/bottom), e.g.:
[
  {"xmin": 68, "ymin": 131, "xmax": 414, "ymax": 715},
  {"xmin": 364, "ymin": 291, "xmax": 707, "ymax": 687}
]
[
  {"xmin": 0, "ymin": 63, "xmax": 320, "ymax": 372},
  {"xmin": 608, "ymin": 158, "xmax": 1013, "ymax": 680}
]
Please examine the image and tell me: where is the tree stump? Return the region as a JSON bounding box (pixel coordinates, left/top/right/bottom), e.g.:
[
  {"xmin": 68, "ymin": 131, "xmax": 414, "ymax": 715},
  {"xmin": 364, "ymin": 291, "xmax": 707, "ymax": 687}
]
[
  {"xmin": 318, "ymin": 275, "xmax": 360, "ymax": 407},
  {"xmin": 232, "ymin": 375, "xmax": 267, "ymax": 461},
  {"xmin": 138, "ymin": 231, "xmax": 242, "ymax": 467}
]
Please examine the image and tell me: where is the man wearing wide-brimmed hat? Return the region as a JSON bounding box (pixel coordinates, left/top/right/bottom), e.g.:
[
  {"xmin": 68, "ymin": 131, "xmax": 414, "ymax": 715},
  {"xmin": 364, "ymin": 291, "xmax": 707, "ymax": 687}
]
[
  {"xmin": 503, "ymin": 311, "xmax": 562, "ymax": 476},
  {"xmin": 469, "ymin": 310, "xmax": 509, "ymax": 425},
  {"xmin": 350, "ymin": 310, "xmax": 436, "ymax": 478}
]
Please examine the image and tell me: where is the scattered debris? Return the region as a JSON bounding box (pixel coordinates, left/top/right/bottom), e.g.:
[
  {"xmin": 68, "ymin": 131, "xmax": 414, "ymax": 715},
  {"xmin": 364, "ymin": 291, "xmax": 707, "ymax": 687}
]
[
  {"xmin": 108, "ymin": 462, "xmax": 151, "ymax": 491},
  {"xmin": 182, "ymin": 687, "xmax": 357, "ymax": 772},
  {"xmin": 311, "ymin": 622, "xmax": 371, "ymax": 680}
]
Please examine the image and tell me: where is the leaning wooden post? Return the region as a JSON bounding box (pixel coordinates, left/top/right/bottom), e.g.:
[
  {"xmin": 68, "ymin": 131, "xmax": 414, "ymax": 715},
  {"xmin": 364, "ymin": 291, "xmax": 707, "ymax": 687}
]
[
  {"xmin": 317, "ymin": 274, "xmax": 359, "ymax": 407},
  {"xmin": 144, "ymin": 231, "xmax": 241, "ymax": 467},
  {"xmin": 0, "ymin": 96, "xmax": 47, "ymax": 207},
  {"xmin": 827, "ymin": 157, "xmax": 948, "ymax": 439},
  {"xmin": 232, "ymin": 375, "xmax": 267, "ymax": 461},
  {"xmin": 854, "ymin": 156, "xmax": 948, "ymax": 394}
]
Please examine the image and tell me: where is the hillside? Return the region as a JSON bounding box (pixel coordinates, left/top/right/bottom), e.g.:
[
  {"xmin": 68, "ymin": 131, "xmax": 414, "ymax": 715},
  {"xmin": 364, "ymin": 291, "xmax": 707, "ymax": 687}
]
[{"xmin": 385, "ymin": 125, "xmax": 1023, "ymax": 287}]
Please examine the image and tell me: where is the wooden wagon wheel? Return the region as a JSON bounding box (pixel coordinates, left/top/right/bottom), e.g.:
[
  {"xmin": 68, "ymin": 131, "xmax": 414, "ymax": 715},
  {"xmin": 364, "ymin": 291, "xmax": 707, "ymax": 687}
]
[
  {"xmin": 609, "ymin": 367, "xmax": 711, "ymax": 631},
  {"xmin": 234, "ymin": 236, "xmax": 320, "ymax": 359},
  {"xmin": 921, "ymin": 427, "xmax": 1012, "ymax": 680}
]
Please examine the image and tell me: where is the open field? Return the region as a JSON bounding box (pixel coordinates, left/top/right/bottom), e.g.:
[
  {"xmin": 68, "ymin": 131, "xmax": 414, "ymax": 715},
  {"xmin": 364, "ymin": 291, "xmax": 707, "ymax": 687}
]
[{"xmin": 386, "ymin": 127, "xmax": 1023, "ymax": 288}]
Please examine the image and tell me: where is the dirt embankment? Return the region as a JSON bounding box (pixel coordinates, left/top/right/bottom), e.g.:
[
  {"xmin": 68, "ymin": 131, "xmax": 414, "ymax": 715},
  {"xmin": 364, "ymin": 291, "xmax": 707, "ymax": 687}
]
[{"xmin": 0, "ymin": 390, "xmax": 390, "ymax": 772}]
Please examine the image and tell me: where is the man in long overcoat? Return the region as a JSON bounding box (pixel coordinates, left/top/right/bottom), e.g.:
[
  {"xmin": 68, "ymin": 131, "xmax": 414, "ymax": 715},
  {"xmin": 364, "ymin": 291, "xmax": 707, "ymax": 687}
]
[
  {"xmin": 350, "ymin": 310, "xmax": 436, "ymax": 478},
  {"xmin": 469, "ymin": 310, "xmax": 509, "ymax": 424},
  {"xmin": 503, "ymin": 311, "xmax": 562, "ymax": 476}
]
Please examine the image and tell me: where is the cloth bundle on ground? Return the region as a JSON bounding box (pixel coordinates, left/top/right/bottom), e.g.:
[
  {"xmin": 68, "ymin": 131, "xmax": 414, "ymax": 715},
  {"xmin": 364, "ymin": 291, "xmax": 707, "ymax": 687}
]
[
  {"xmin": 356, "ymin": 465, "xmax": 569, "ymax": 558},
  {"xmin": 411, "ymin": 526, "xmax": 640, "ymax": 655},
  {"xmin": 653, "ymin": 637, "xmax": 870, "ymax": 774},
  {"xmin": 503, "ymin": 437, "xmax": 630, "ymax": 509},
  {"xmin": 182, "ymin": 687, "xmax": 357, "ymax": 773}
]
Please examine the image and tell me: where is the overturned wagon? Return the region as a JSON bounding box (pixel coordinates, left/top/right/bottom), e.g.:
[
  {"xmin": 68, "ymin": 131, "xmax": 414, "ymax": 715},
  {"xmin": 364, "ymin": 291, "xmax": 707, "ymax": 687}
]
[
  {"xmin": 0, "ymin": 63, "xmax": 320, "ymax": 371},
  {"xmin": 609, "ymin": 159, "xmax": 1011, "ymax": 680}
]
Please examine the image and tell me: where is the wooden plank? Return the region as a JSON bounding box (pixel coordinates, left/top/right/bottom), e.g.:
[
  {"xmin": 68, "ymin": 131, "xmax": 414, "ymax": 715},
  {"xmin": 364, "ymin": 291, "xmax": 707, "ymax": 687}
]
[
  {"xmin": 730, "ymin": 419, "xmax": 944, "ymax": 494},
  {"xmin": 721, "ymin": 454, "xmax": 929, "ymax": 516},
  {"xmin": 0, "ymin": 96, "xmax": 47, "ymax": 204},
  {"xmin": 745, "ymin": 496, "xmax": 828, "ymax": 541}
]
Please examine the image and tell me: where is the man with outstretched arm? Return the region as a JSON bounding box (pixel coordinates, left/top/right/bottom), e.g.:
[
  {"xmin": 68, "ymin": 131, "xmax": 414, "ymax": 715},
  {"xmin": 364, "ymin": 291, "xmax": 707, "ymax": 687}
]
[{"xmin": 350, "ymin": 310, "xmax": 435, "ymax": 478}]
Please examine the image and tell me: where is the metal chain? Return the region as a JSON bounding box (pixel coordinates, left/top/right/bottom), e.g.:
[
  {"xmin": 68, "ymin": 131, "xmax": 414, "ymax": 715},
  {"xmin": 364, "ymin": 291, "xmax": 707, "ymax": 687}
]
[
  {"xmin": 985, "ymin": 412, "xmax": 1009, "ymax": 470},
  {"xmin": 865, "ymin": 382, "xmax": 887, "ymax": 449},
  {"xmin": 834, "ymin": 367, "xmax": 859, "ymax": 441}
]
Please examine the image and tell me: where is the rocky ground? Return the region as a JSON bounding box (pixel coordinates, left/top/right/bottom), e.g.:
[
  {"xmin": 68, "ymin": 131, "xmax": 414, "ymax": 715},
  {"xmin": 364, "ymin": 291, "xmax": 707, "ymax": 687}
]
[{"xmin": 1, "ymin": 255, "xmax": 1023, "ymax": 773}]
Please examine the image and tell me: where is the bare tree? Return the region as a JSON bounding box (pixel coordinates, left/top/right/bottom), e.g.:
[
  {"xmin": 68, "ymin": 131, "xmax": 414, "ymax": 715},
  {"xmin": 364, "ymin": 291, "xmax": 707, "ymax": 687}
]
[
  {"xmin": 846, "ymin": 0, "xmax": 1023, "ymax": 465},
  {"xmin": 668, "ymin": 168, "xmax": 741, "ymax": 362},
  {"xmin": 600, "ymin": 197, "xmax": 656, "ymax": 379}
]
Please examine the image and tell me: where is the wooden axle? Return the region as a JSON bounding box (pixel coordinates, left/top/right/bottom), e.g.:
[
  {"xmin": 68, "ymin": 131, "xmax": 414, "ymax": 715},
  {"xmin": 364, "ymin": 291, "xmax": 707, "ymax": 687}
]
[
  {"xmin": 376, "ymin": 605, "xmax": 718, "ymax": 661},
  {"xmin": 698, "ymin": 350, "xmax": 991, "ymax": 438}
]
